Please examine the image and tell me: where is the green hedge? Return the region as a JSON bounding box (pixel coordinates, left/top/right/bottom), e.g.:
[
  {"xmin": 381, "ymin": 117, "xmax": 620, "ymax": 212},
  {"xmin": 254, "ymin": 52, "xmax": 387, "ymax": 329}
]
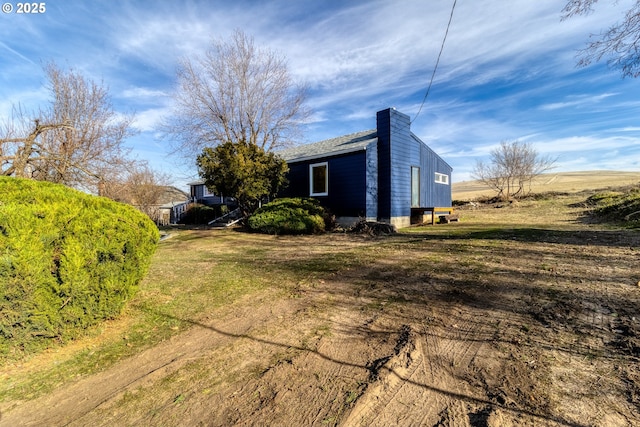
[
  {"xmin": 248, "ymin": 198, "xmax": 329, "ymax": 235},
  {"xmin": 0, "ymin": 177, "xmax": 159, "ymax": 356},
  {"xmin": 179, "ymin": 203, "xmax": 228, "ymax": 225}
]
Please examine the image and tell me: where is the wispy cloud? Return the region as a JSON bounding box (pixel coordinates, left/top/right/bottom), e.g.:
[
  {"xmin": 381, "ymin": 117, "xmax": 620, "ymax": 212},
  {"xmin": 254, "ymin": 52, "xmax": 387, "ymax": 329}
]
[
  {"xmin": 131, "ymin": 107, "xmax": 171, "ymax": 133},
  {"xmin": 539, "ymin": 93, "xmax": 617, "ymax": 110},
  {"xmin": 121, "ymin": 87, "xmax": 169, "ymax": 100},
  {"xmin": 1, "ymin": 0, "xmax": 639, "ymax": 186},
  {"xmin": 0, "ymin": 41, "xmax": 37, "ymax": 65}
]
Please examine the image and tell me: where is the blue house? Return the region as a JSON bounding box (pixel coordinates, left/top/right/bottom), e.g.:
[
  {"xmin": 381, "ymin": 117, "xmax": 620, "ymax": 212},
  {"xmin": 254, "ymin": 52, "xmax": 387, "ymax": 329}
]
[
  {"xmin": 278, "ymin": 108, "xmax": 453, "ymax": 228},
  {"xmin": 187, "ymin": 179, "xmax": 228, "ymax": 206}
]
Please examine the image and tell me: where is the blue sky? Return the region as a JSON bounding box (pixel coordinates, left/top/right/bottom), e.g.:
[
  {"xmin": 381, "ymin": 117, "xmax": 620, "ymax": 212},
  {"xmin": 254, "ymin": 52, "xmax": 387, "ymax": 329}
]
[{"xmin": 1, "ymin": 0, "xmax": 639, "ymax": 189}]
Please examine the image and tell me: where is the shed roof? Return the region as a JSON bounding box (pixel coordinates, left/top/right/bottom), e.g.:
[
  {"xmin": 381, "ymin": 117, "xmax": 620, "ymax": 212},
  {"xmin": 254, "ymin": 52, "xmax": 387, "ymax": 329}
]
[{"xmin": 278, "ymin": 129, "xmax": 377, "ymax": 163}]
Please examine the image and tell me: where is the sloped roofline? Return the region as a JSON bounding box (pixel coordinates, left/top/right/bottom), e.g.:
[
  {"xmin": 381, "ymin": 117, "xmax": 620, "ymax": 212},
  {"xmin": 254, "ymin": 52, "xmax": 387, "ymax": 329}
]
[
  {"xmin": 278, "ymin": 129, "xmax": 377, "ymax": 163},
  {"xmin": 410, "ymin": 133, "xmax": 453, "ymax": 170},
  {"xmin": 279, "ymin": 129, "xmax": 450, "ymax": 170}
]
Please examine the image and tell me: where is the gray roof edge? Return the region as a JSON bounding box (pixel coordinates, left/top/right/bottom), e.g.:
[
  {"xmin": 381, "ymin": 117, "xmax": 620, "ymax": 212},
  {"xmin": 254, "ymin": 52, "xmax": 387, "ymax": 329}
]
[
  {"xmin": 279, "ymin": 129, "xmax": 377, "ymax": 162},
  {"xmin": 286, "ymin": 145, "xmax": 369, "ymax": 164}
]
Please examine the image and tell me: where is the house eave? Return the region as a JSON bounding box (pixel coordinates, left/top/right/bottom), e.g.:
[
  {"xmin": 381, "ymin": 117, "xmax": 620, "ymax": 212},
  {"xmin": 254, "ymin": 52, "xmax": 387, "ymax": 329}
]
[
  {"xmin": 410, "ymin": 133, "xmax": 453, "ymax": 171},
  {"xmin": 285, "ymin": 145, "xmax": 368, "ymax": 164}
]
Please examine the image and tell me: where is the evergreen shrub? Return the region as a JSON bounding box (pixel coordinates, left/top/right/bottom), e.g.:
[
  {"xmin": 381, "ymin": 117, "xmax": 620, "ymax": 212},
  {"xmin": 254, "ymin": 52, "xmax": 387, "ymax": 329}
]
[
  {"xmin": 247, "ymin": 198, "xmax": 328, "ymax": 235},
  {"xmin": 0, "ymin": 177, "xmax": 159, "ymax": 357},
  {"xmin": 179, "ymin": 204, "xmax": 228, "ymax": 225}
]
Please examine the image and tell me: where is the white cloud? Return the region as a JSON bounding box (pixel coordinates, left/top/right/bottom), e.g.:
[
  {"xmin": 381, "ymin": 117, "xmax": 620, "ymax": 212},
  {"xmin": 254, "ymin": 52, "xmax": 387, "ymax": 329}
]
[
  {"xmin": 540, "ymin": 93, "xmax": 617, "ymax": 111},
  {"xmin": 121, "ymin": 87, "xmax": 169, "ymax": 99},
  {"xmin": 131, "ymin": 107, "xmax": 171, "ymax": 133},
  {"xmin": 533, "ymin": 135, "xmax": 640, "ymax": 155},
  {"xmin": 0, "ymin": 41, "xmax": 37, "ymax": 65}
]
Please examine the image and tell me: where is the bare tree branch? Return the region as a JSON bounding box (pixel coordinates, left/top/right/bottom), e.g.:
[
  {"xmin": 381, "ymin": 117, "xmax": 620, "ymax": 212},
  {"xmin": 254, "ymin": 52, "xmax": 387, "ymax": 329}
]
[
  {"xmin": 0, "ymin": 62, "xmax": 136, "ymax": 192},
  {"xmin": 163, "ymin": 29, "xmax": 309, "ymax": 158},
  {"xmin": 100, "ymin": 162, "xmax": 172, "ymax": 223},
  {"xmin": 561, "ymin": 0, "xmax": 601, "ymax": 18},
  {"xmin": 563, "ymin": 0, "xmax": 640, "ymax": 78}
]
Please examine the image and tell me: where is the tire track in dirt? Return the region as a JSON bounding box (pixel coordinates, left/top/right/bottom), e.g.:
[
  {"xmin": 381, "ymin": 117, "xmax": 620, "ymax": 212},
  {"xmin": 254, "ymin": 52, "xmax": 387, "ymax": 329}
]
[
  {"xmin": 343, "ymin": 306, "xmax": 491, "ymax": 427},
  {"xmin": 419, "ymin": 313, "xmax": 484, "ymax": 426},
  {"xmin": 0, "ymin": 290, "xmax": 305, "ymax": 427},
  {"xmin": 207, "ymin": 306, "xmax": 398, "ymax": 427}
]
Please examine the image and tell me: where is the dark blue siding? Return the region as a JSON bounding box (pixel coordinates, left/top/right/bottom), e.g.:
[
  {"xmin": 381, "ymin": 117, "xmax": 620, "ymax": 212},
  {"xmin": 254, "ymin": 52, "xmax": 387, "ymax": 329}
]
[
  {"xmin": 281, "ymin": 163, "xmax": 308, "ymax": 197},
  {"xmin": 389, "ymin": 112, "xmax": 415, "ymax": 218},
  {"xmin": 190, "ymin": 184, "xmax": 225, "ymax": 206},
  {"xmin": 377, "ymin": 109, "xmax": 415, "ymax": 219},
  {"xmin": 282, "ymin": 108, "xmax": 451, "ymax": 225},
  {"xmin": 377, "ymin": 113, "xmax": 391, "ymax": 219},
  {"xmin": 377, "ymin": 108, "xmax": 452, "ymax": 222},
  {"xmin": 419, "ymin": 140, "xmax": 453, "ymax": 207},
  {"xmin": 280, "ymin": 152, "xmax": 367, "ymax": 217}
]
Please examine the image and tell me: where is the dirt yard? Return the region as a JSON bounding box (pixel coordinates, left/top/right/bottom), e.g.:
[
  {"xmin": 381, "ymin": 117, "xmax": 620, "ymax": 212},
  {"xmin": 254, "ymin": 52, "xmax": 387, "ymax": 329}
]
[{"xmin": 1, "ymin": 195, "xmax": 639, "ymax": 426}]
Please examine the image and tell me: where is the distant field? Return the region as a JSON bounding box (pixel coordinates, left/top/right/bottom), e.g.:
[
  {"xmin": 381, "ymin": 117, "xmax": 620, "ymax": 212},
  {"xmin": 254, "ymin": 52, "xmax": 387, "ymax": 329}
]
[{"xmin": 453, "ymin": 170, "xmax": 640, "ymax": 200}]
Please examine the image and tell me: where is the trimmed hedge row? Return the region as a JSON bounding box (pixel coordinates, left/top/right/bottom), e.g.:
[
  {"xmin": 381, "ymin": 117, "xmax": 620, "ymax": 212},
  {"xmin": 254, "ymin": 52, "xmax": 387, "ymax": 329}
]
[
  {"xmin": 0, "ymin": 177, "xmax": 159, "ymax": 356},
  {"xmin": 179, "ymin": 203, "xmax": 229, "ymax": 225},
  {"xmin": 248, "ymin": 198, "xmax": 329, "ymax": 235}
]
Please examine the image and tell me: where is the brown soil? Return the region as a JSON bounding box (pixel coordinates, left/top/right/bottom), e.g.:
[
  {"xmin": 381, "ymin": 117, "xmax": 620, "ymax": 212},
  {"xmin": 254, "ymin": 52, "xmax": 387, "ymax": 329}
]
[{"xmin": 2, "ymin": 209, "xmax": 640, "ymax": 426}]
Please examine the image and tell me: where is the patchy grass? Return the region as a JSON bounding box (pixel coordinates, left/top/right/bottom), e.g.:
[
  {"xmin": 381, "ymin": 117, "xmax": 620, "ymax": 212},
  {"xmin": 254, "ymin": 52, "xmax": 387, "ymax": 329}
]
[
  {"xmin": 453, "ymin": 170, "xmax": 640, "ymax": 201},
  {"xmin": 0, "ymin": 230, "xmax": 305, "ymax": 403},
  {"xmin": 0, "ymin": 228, "xmax": 378, "ymax": 405}
]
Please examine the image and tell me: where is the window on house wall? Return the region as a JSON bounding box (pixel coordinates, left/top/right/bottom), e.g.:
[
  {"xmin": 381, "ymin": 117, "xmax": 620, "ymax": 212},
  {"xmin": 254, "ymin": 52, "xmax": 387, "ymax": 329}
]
[
  {"xmin": 310, "ymin": 162, "xmax": 328, "ymax": 196},
  {"xmin": 411, "ymin": 166, "xmax": 420, "ymax": 207},
  {"xmin": 435, "ymin": 172, "xmax": 449, "ymax": 185}
]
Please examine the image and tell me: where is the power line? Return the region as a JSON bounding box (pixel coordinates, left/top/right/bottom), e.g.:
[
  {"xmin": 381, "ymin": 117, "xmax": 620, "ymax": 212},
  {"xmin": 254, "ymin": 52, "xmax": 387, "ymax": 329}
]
[{"xmin": 412, "ymin": 0, "xmax": 457, "ymax": 124}]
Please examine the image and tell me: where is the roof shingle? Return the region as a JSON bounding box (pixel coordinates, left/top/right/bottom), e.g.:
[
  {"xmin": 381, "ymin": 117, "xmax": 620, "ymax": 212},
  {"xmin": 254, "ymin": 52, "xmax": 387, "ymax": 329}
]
[{"xmin": 278, "ymin": 129, "xmax": 377, "ymax": 163}]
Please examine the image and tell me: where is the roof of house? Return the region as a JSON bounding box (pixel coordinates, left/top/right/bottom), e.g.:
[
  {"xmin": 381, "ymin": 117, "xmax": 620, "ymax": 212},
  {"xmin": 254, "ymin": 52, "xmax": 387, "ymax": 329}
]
[
  {"xmin": 157, "ymin": 186, "xmax": 190, "ymax": 205},
  {"xmin": 278, "ymin": 129, "xmax": 377, "ymax": 163}
]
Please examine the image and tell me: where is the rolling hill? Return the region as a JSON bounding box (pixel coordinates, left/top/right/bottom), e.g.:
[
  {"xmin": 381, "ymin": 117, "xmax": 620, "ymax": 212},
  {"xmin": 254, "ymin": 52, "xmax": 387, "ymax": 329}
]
[{"xmin": 452, "ymin": 170, "xmax": 640, "ymax": 201}]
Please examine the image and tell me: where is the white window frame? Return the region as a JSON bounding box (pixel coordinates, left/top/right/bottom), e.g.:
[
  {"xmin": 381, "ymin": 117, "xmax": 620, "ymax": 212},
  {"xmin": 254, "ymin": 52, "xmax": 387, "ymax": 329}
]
[
  {"xmin": 309, "ymin": 162, "xmax": 329, "ymax": 196},
  {"xmin": 411, "ymin": 166, "xmax": 420, "ymax": 207},
  {"xmin": 435, "ymin": 172, "xmax": 449, "ymax": 185}
]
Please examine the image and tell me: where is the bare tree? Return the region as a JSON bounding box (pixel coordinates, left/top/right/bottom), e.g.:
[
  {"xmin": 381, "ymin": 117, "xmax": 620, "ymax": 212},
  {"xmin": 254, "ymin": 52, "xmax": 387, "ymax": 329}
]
[
  {"xmin": 0, "ymin": 63, "xmax": 136, "ymax": 192},
  {"xmin": 0, "ymin": 107, "xmax": 73, "ymax": 178},
  {"xmin": 100, "ymin": 162, "xmax": 172, "ymax": 223},
  {"xmin": 472, "ymin": 140, "xmax": 556, "ymax": 201},
  {"xmin": 164, "ymin": 30, "xmax": 309, "ymax": 157},
  {"xmin": 562, "ymin": 0, "xmax": 640, "ymax": 77}
]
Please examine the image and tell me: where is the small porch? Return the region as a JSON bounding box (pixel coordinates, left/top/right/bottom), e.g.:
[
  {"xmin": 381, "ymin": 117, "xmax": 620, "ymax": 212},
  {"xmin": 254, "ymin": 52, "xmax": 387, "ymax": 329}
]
[{"xmin": 410, "ymin": 207, "xmax": 457, "ymax": 225}]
